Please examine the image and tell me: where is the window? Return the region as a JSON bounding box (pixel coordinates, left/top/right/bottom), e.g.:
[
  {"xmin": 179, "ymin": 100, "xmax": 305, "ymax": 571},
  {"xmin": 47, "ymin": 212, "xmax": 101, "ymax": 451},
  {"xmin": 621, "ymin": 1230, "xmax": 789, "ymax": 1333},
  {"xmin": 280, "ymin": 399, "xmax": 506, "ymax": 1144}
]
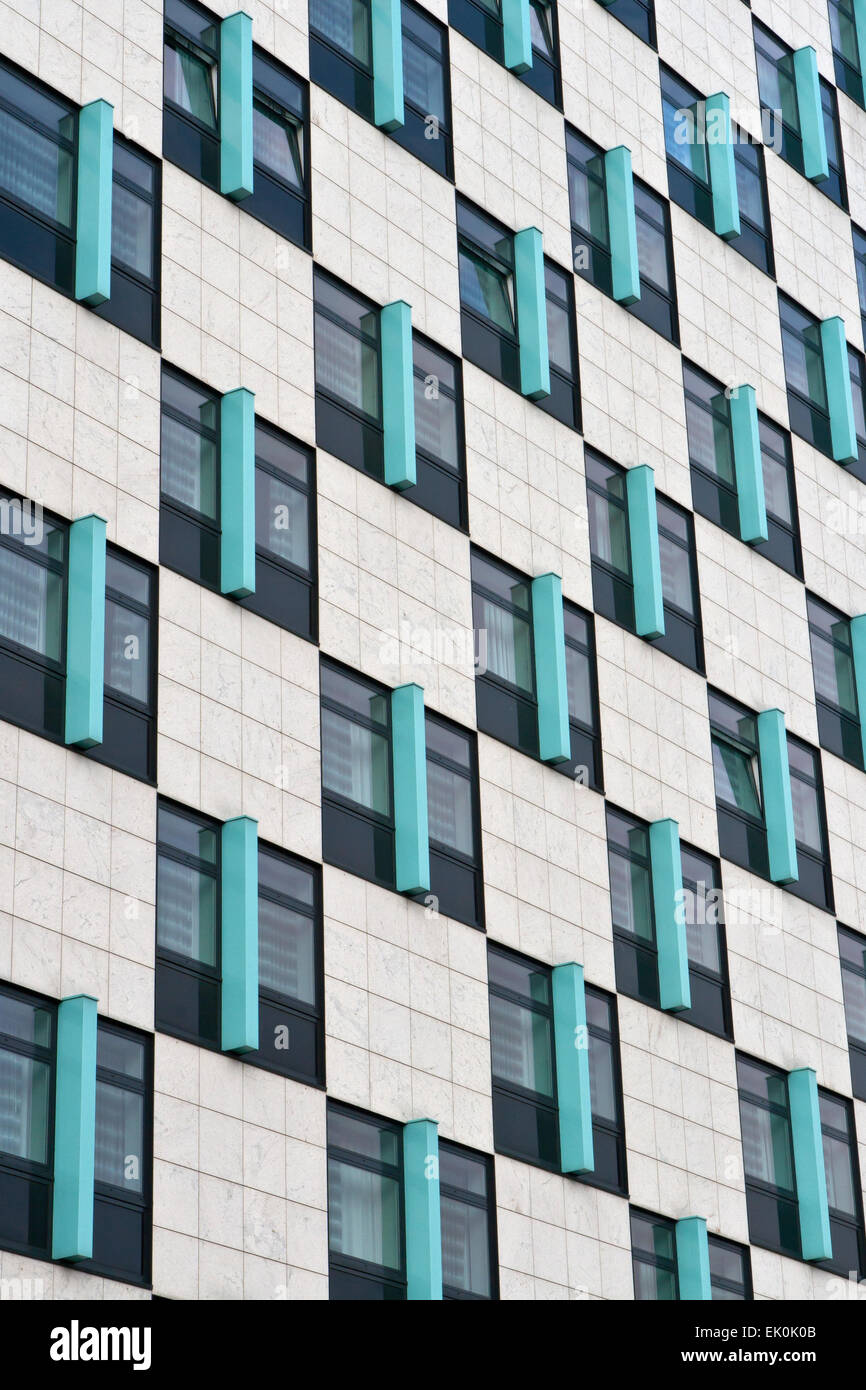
[
  {"xmin": 0, "ymin": 496, "xmax": 66, "ymax": 744},
  {"xmin": 163, "ymin": 0, "xmax": 220, "ymax": 187},
  {"xmin": 754, "ymin": 20, "xmax": 848, "ymax": 209},
  {"xmin": 737, "ymin": 1055, "xmax": 800, "ymax": 1258},
  {"xmin": 660, "ymin": 66, "xmax": 774, "ymax": 274},
  {"xmin": 581, "ymin": 986, "xmax": 628, "ymax": 1194},
  {"xmin": 819, "ymin": 1089, "xmax": 866, "ymax": 1278},
  {"xmin": 599, "ymin": 0, "xmax": 656, "ymax": 47},
  {"xmin": 327, "ymin": 1103, "xmax": 405, "ymax": 1300},
  {"xmin": 457, "ymin": 199, "xmax": 519, "ymax": 393},
  {"xmin": 85, "ymin": 547, "xmax": 157, "ymax": 784},
  {"xmin": 91, "ymin": 138, "xmax": 161, "ymax": 348},
  {"xmin": 541, "ymin": 260, "xmax": 580, "ymax": 429},
  {"xmin": 426, "ymin": 713, "xmax": 484, "ymax": 929},
  {"xmin": 853, "ymin": 225, "xmax": 866, "ymax": 346},
  {"xmin": 807, "ymin": 594, "xmax": 863, "ymax": 769},
  {"xmin": 310, "ymin": 0, "xmax": 453, "ymax": 177},
  {"xmin": 488, "ymin": 943, "xmax": 558, "ymax": 1169},
  {"xmin": 786, "ymin": 735, "xmax": 834, "ymax": 913},
  {"xmin": 448, "ymin": 0, "xmax": 562, "ymax": 107},
  {"xmin": 156, "ymin": 802, "xmax": 221, "ymax": 1050},
  {"xmin": 838, "ymin": 923, "xmax": 866, "ymax": 1100},
  {"xmin": 0, "ymin": 985, "xmax": 54, "ymax": 1261},
  {"xmin": 678, "ymin": 846, "xmax": 732, "ymax": 1039},
  {"xmin": 585, "ymin": 451, "xmax": 704, "ymax": 671},
  {"xmin": 780, "ymin": 293, "xmax": 836, "ymax": 459},
  {"xmin": 561, "ymin": 602, "xmax": 603, "ymax": 791},
  {"xmin": 252, "ymin": 845, "xmax": 323, "ymax": 1086},
  {"xmin": 439, "ymin": 1141, "xmax": 498, "ymax": 1299},
  {"xmin": 631, "ymin": 1210, "xmax": 677, "ymax": 1299},
  {"xmin": 239, "ymin": 423, "xmax": 317, "ymax": 641},
  {"xmin": 245, "ymin": 49, "xmax": 310, "ymax": 247},
  {"xmin": 160, "ymin": 366, "xmax": 221, "ymax": 588},
  {"xmin": 830, "ymin": 0, "xmax": 865, "ymax": 105},
  {"xmin": 709, "ymin": 1235, "xmax": 752, "ymax": 1299},
  {"xmin": 630, "ymin": 181, "xmax": 679, "ymax": 344},
  {"xmin": 314, "ymin": 270, "xmax": 467, "ymax": 528},
  {"xmin": 320, "ymin": 660, "xmax": 395, "ymax": 890},
  {"xmin": 684, "ymin": 362, "xmax": 802, "ymax": 579},
  {"xmin": 471, "ymin": 549, "xmax": 538, "ymax": 759}
]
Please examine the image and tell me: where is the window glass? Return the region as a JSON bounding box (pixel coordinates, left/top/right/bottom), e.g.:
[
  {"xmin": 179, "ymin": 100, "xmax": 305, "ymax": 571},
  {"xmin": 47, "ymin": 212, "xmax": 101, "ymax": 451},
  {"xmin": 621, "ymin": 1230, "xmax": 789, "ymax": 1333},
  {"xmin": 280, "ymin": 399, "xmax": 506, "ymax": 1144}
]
[
  {"xmin": 439, "ymin": 1143, "xmax": 494, "ymax": 1298},
  {"xmin": 321, "ymin": 665, "xmax": 391, "ymax": 818},
  {"xmin": 315, "ymin": 276, "xmax": 381, "ymax": 419},
  {"xmin": 310, "ymin": 0, "xmax": 371, "ymax": 65},
  {"xmin": 160, "ymin": 372, "xmax": 219, "ymax": 520},
  {"xmin": 156, "ymin": 806, "xmax": 219, "ymax": 967}
]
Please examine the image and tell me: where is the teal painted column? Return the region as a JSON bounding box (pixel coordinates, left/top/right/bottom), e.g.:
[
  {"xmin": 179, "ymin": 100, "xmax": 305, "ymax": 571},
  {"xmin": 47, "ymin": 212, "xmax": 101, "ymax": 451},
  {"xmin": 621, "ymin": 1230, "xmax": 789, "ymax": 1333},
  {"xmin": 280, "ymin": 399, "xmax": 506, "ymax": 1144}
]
[
  {"xmin": 502, "ymin": 0, "xmax": 532, "ymax": 74},
  {"xmin": 788, "ymin": 1067, "xmax": 832, "ymax": 1261},
  {"xmin": 221, "ymin": 816, "xmax": 259, "ymax": 1054},
  {"xmin": 792, "ymin": 46, "xmax": 829, "ymax": 183},
  {"xmin": 849, "ymin": 614, "xmax": 866, "ymax": 768},
  {"xmin": 513, "ymin": 226, "xmax": 550, "ymax": 401},
  {"xmin": 604, "ymin": 146, "xmax": 640, "ymax": 305},
  {"xmin": 649, "ymin": 819, "xmax": 690, "ymax": 1012},
  {"xmin": 75, "ymin": 100, "xmax": 113, "ymax": 307},
  {"xmin": 729, "ymin": 385, "xmax": 768, "ymax": 543},
  {"xmin": 756, "ymin": 708, "xmax": 798, "ymax": 884},
  {"xmin": 220, "ymin": 12, "xmax": 254, "ymax": 199},
  {"xmin": 625, "ymin": 465, "xmax": 665, "ymax": 639},
  {"xmin": 403, "ymin": 1119, "xmax": 442, "ymax": 1299},
  {"xmin": 392, "ymin": 683, "xmax": 430, "ymax": 895},
  {"xmin": 551, "ymin": 963, "xmax": 594, "ymax": 1174},
  {"xmin": 675, "ymin": 1217, "xmax": 711, "ymax": 1300},
  {"xmin": 220, "ymin": 387, "xmax": 256, "ymax": 598},
  {"xmin": 705, "ymin": 92, "xmax": 740, "ymax": 240},
  {"xmin": 372, "ymin": 0, "xmax": 404, "ymax": 130},
  {"xmin": 52, "ymin": 995, "xmax": 98, "ymax": 1262},
  {"xmin": 381, "ymin": 300, "xmax": 416, "ymax": 490},
  {"xmin": 854, "ymin": 0, "xmax": 866, "ymax": 81},
  {"xmin": 65, "ymin": 514, "xmax": 107, "ymax": 750},
  {"xmin": 531, "ymin": 573, "xmax": 570, "ymax": 765},
  {"xmin": 820, "ymin": 316, "xmax": 858, "ymax": 465}
]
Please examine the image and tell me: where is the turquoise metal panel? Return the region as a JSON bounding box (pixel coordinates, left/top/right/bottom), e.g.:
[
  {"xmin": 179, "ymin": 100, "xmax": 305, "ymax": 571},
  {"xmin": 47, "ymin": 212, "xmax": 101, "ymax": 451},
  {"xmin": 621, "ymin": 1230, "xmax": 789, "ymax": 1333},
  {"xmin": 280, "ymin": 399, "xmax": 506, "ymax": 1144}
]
[
  {"xmin": 403, "ymin": 1118, "xmax": 442, "ymax": 1299},
  {"xmin": 625, "ymin": 464, "xmax": 665, "ymax": 639},
  {"xmin": 372, "ymin": 0, "xmax": 404, "ymax": 130},
  {"xmin": 52, "ymin": 994, "xmax": 98, "ymax": 1261},
  {"xmin": 604, "ymin": 146, "xmax": 641, "ymax": 305},
  {"xmin": 854, "ymin": 0, "xmax": 866, "ymax": 80},
  {"xmin": 502, "ymin": 0, "xmax": 532, "ymax": 74},
  {"xmin": 219, "ymin": 12, "xmax": 254, "ymax": 199},
  {"xmin": 531, "ymin": 573, "xmax": 570, "ymax": 764},
  {"xmin": 649, "ymin": 819, "xmax": 690, "ymax": 1012},
  {"xmin": 792, "ymin": 46, "xmax": 829, "ymax": 183},
  {"xmin": 756, "ymin": 708, "xmax": 798, "ymax": 884},
  {"xmin": 220, "ymin": 387, "xmax": 256, "ymax": 597},
  {"xmin": 675, "ymin": 1217, "xmax": 711, "ymax": 1300},
  {"xmin": 392, "ymin": 683, "xmax": 430, "ymax": 895},
  {"xmin": 64, "ymin": 514, "xmax": 107, "ymax": 750},
  {"xmin": 788, "ymin": 1067, "xmax": 832, "ymax": 1261},
  {"xmin": 729, "ymin": 385, "xmax": 768, "ymax": 543},
  {"xmin": 513, "ymin": 227, "xmax": 550, "ymax": 400},
  {"xmin": 552, "ymin": 963, "xmax": 594, "ymax": 1175},
  {"xmin": 221, "ymin": 816, "xmax": 259, "ymax": 1054},
  {"xmin": 381, "ymin": 300, "xmax": 416, "ymax": 490},
  {"xmin": 820, "ymin": 316, "xmax": 858, "ymax": 465},
  {"xmin": 849, "ymin": 614, "xmax": 866, "ymax": 768},
  {"xmin": 705, "ymin": 92, "xmax": 740, "ymax": 240},
  {"xmin": 75, "ymin": 100, "xmax": 113, "ymax": 306}
]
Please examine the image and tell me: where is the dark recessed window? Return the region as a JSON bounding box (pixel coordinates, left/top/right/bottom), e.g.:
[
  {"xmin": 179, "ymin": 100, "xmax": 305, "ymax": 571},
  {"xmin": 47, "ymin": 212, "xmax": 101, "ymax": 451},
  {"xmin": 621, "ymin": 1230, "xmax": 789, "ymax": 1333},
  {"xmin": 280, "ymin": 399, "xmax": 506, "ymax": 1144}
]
[
  {"xmin": 541, "ymin": 260, "xmax": 581, "ymax": 429},
  {"xmin": 678, "ymin": 845, "xmax": 732, "ymax": 1040},
  {"xmin": 412, "ymin": 333, "xmax": 468, "ymax": 529},
  {"xmin": 709, "ymin": 688, "xmax": 768, "ymax": 876},
  {"xmin": 853, "ymin": 225, "xmax": 866, "ymax": 346},
  {"xmin": 448, "ymin": 0, "xmax": 562, "ymax": 107},
  {"xmin": 786, "ymin": 735, "xmax": 834, "ymax": 914},
  {"xmin": 754, "ymin": 20, "xmax": 848, "ymax": 209},
  {"xmin": 425, "ymin": 713, "xmax": 484, "ymax": 929},
  {"xmin": 320, "ymin": 659, "xmax": 395, "ymax": 891},
  {"xmin": 683, "ymin": 361, "xmax": 802, "ymax": 579},
  {"xmin": 92, "ymin": 137, "xmax": 161, "ymax": 348},
  {"xmin": 160, "ymin": 365, "xmax": 221, "ymax": 589},
  {"xmin": 631, "ymin": 1209, "xmax": 678, "ymax": 1299},
  {"xmin": 737, "ymin": 1054, "xmax": 801, "ymax": 1259},
  {"xmin": 457, "ymin": 198, "xmax": 520, "ymax": 393},
  {"xmin": 84, "ymin": 547, "xmax": 157, "ymax": 785},
  {"xmin": 807, "ymin": 593, "xmax": 863, "ymax": 770},
  {"xmin": 250, "ymin": 846, "xmax": 323, "ymax": 1086},
  {"xmin": 830, "ymin": 0, "xmax": 864, "ymax": 105},
  {"xmin": 818, "ymin": 1088, "xmax": 866, "ymax": 1278},
  {"xmin": 488, "ymin": 943, "xmax": 558, "ymax": 1170},
  {"xmin": 560, "ymin": 601, "xmax": 603, "ymax": 791},
  {"xmin": 630, "ymin": 180, "xmax": 679, "ymax": 344},
  {"xmin": 238, "ymin": 423, "xmax": 317, "ymax": 641},
  {"xmin": 709, "ymin": 1235, "xmax": 752, "ymax": 1299},
  {"xmin": 327, "ymin": 1102, "xmax": 406, "ymax": 1300},
  {"xmin": 155, "ymin": 801, "xmax": 221, "ymax": 1051},
  {"xmin": 845, "ymin": 344, "xmax": 866, "ymax": 485},
  {"xmin": 0, "ymin": 984, "xmax": 55, "ymax": 1262},
  {"xmin": 246, "ymin": 48, "xmax": 310, "ymax": 248},
  {"xmin": 163, "ymin": 0, "xmax": 220, "ymax": 189},
  {"xmin": 0, "ymin": 497, "xmax": 66, "ymax": 744},
  {"xmin": 439, "ymin": 1141, "xmax": 499, "ymax": 1299},
  {"xmin": 607, "ymin": 806, "xmax": 659, "ymax": 1009},
  {"xmin": 838, "ymin": 923, "xmax": 866, "ymax": 1101},
  {"xmin": 597, "ymin": 0, "xmax": 656, "ymax": 47},
  {"xmin": 471, "ymin": 549, "xmax": 538, "ymax": 760},
  {"xmin": 581, "ymin": 985, "xmax": 628, "ymax": 1194},
  {"xmin": 779, "ymin": 292, "xmax": 836, "ymax": 460}
]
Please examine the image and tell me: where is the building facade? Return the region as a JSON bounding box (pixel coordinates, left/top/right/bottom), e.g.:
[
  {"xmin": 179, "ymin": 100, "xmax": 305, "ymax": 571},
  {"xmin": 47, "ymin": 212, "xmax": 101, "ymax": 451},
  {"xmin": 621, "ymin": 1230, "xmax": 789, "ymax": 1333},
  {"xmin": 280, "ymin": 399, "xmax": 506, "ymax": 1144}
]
[{"xmin": 0, "ymin": 0, "xmax": 866, "ymax": 1301}]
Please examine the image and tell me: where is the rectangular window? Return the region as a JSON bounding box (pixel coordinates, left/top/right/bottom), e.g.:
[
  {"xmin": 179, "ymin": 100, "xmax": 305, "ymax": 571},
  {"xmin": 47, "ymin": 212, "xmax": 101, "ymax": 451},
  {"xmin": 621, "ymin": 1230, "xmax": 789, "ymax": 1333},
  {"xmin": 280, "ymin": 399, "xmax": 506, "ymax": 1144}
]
[
  {"xmin": 819, "ymin": 1089, "xmax": 866, "ymax": 1278},
  {"xmin": 561, "ymin": 601, "xmax": 603, "ymax": 791},
  {"xmin": 488, "ymin": 943, "xmax": 558, "ymax": 1169},
  {"xmin": 155, "ymin": 801, "xmax": 221, "ymax": 1050},
  {"xmin": 239, "ymin": 422, "xmax": 317, "ymax": 641},
  {"xmin": 678, "ymin": 846, "xmax": 732, "ymax": 1039},
  {"xmin": 85, "ymin": 547, "xmax": 157, "ymax": 784},
  {"xmin": 541, "ymin": 260, "xmax": 581, "ymax": 430},
  {"xmin": 457, "ymin": 199, "xmax": 520, "ymax": 393},
  {"xmin": 92, "ymin": 138, "xmax": 161, "ymax": 348},
  {"xmin": 412, "ymin": 333, "xmax": 468, "ymax": 529},
  {"xmin": 471, "ymin": 549, "xmax": 538, "ymax": 759},
  {"xmin": 660, "ymin": 65, "xmax": 773, "ymax": 274},
  {"xmin": 684, "ymin": 361, "xmax": 802, "ymax": 579},
  {"xmin": 0, "ymin": 984, "xmax": 54, "ymax": 1261},
  {"xmin": 599, "ymin": 0, "xmax": 656, "ymax": 47},
  {"xmin": 737, "ymin": 1054, "xmax": 800, "ymax": 1259},
  {"xmin": 426, "ymin": 713, "xmax": 484, "ymax": 929},
  {"xmin": 0, "ymin": 496, "xmax": 66, "ymax": 744},
  {"xmin": 786, "ymin": 735, "xmax": 834, "ymax": 913},
  {"xmin": 709, "ymin": 689, "xmax": 768, "ymax": 877},
  {"xmin": 830, "ymin": 0, "xmax": 864, "ymax": 105},
  {"xmin": 251, "ymin": 845, "xmax": 323, "ymax": 1086},
  {"xmin": 163, "ymin": 0, "xmax": 220, "ymax": 188},
  {"xmin": 439, "ymin": 1141, "xmax": 498, "ymax": 1299},
  {"xmin": 244, "ymin": 48, "xmax": 310, "ymax": 248},
  {"xmin": 838, "ymin": 923, "xmax": 866, "ymax": 1101},
  {"xmin": 582, "ymin": 986, "xmax": 628, "ymax": 1194},
  {"xmin": 807, "ymin": 593, "xmax": 863, "ymax": 769},
  {"xmin": 327, "ymin": 1102, "xmax": 405, "ymax": 1300},
  {"xmin": 586, "ymin": 451, "xmax": 703, "ymax": 671},
  {"xmin": 448, "ymin": 0, "xmax": 562, "ymax": 107},
  {"xmin": 566, "ymin": 129, "xmax": 679, "ymax": 343},
  {"xmin": 845, "ymin": 345, "xmax": 866, "ymax": 486},
  {"xmin": 709, "ymin": 1235, "xmax": 752, "ymax": 1299},
  {"xmin": 320, "ymin": 659, "xmax": 395, "ymax": 890},
  {"xmin": 160, "ymin": 365, "xmax": 221, "ymax": 588},
  {"xmin": 854, "ymin": 225, "xmax": 866, "ymax": 346},
  {"xmin": 755, "ymin": 20, "xmax": 848, "ymax": 208},
  {"xmin": 631, "ymin": 1209, "xmax": 678, "ymax": 1299}
]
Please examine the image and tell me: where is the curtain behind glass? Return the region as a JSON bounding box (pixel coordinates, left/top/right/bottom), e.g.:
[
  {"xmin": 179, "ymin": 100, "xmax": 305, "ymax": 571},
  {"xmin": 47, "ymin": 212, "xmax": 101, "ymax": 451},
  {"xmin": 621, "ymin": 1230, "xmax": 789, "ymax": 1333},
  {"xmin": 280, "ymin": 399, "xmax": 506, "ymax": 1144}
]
[
  {"xmin": 95, "ymin": 1080, "xmax": 143, "ymax": 1192},
  {"xmin": 741, "ymin": 1099, "xmax": 794, "ymax": 1190},
  {"xmin": 565, "ymin": 645, "xmax": 592, "ymax": 725},
  {"xmin": 0, "ymin": 1047, "xmax": 49, "ymax": 1163},
  {"xmin": 489, "ymin": 996, "xmax": 553, "ymax": 1096},
  {"xmin": 402, "ymin": 35, "xmax": 445, "ymax": 120},
  {"xmin": 104, "ymin": 598, "xmax": 149, "ymax": 703},
  {"xmin": 0, "ymin": 547, "xmax": 60, "ymax": 659},
  {"xmin": 842, "ymin": 967, "xmax": 866, "ymax": 1043},
  {"xmin": 477, "ymin": 597, "xmax": 532, "ymax": 691},
  {"xmin": 823, "ymin": 1131, "xmax": 857, "ymax": 1215},
  {"xmin": 321, "ymin": 708, "xmax": 390, "ymax": 815},
  {"xmin": 157, "ymin": 855, "xmax": 217, "ymax": 966},
  {"xmin": 441, "ymin": 1195, "xmax": 490, "ymax": 1295},
  {"xmin": 256, "ymin": 468, "xmax": 309, "ymax": 571},
  {"xmin": 161, "ymin": 415, "xmax": 218, "ymax": 519},
  {"xmin": 414, "ymin": 376, "xmax": 459, "ymax": 469},
  {"xmin": 310, "ymin": 0, "xmax": 370, "ymax": 64},
  {"xmin": 253, "ymin": 102, "xmax": 303, "ymax": 188},
  {"xmin": 315, "ymin": 314, "xmax": 379, "ymax": 417},
  {"xmin": 0, "ymin": 108, "xmax": 72, "ymax": 225},
  {"xmin": 111, "ymin": 182, "xmax": 153, "ymax": 279},
  {"xmin": 258, "ymin": 897, "xmax": 316, "ymax": 1004},
  {"xmin": 164, "ymin": 44, "xmax": 217, "ymax": 128},
  {"xmin": 712, "ymin": 740, "xmax": 762, "ymax": 817},
  {"xmin": 328, "ymin": 1157, "xmax": 400, "ymax": 1268},
  {"xmin": 609, "ymin": 853, "xmax": 653, "ymax": 941}
]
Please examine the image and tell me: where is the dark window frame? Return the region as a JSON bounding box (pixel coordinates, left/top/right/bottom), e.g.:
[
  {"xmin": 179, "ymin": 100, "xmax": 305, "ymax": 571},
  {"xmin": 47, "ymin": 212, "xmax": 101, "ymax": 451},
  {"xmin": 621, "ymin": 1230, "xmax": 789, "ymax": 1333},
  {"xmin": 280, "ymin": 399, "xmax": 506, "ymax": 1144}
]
[
  {"xmin": 0, "ymin": 981, "xmax": 56, "ymax": 1264},
  {"xmin": 630, "ymin": 1207, "xmax": 679, "ymax": 1299},
  {"xmin": 471, "ymin": 546, "xmax": 539, "ymax": 761},
  {"xmin": 487, "ymin": 940, "xmax": 559, "ymax": 1173},
  {"xmin": 439, "ymin": 1137, "xmax": 500, "ymax": 1300},
  {"xmin": 159, "ymin": 361, "xmax": 221, "ymax": 591},
  {"xmin": 0, "ymin": 491, "xmax": 68, "ymax": 746},
  {"xmin": 817, "ymin": 1086, "xmax": 866, "ymax": 1279},
  {"xmin": 830, "ymin": 0, "xmax": 865, "ymax": 105},
  {"xmin": 708, "ymin": 1233, "xmax": 753, "ymax": 1300},
  {"xmin": 785, "ymin": 732, "xmax": 835, "ymax": 914},
  {"xmin": 424, "ymin": 710, "xmax": 485, "ymax": 930},
  {"xmin": 838, "ymin": 923, "xmax": 866, "ymax": 1101},
  {"xmin": 155, "ymin": 797, "xmax": 222, "ymax": 1053},
  {"xmin": 580, "ymin": 983, "xmax": 628, "ymax": 1196},
  {"xmin": 597, "ymin": 0, "xmax": 656, "ymax": 48},
  {"xmin": 559, "ymin": 599, "xmax": 604, "ymax": 792},
  {"xmin": 245, "ymin": 45, "xmax": 312, "ymax": 250},
  {"xmin": 163, "ymin": 0, "xmax": 221, "ymax": 190},
  {"xmin": 678, "ymin": 843, "xmax": 734, "ymax": 1041},
  {"xmin": 736, "ymin": 1051, "xmax": 801, "ymax": 1261},
  {"xmin": 447, "ymin": 0, "xmax": 563, "ymax": 108},
  {"xmin": 327, "ymin": 1100, "xmax": 407, "ymax": 1300},
  {"xmin": 806, "ymin": 592, "xmax": 863, "ymax": 771},
  {"xmin": 92, "ymin": 133, "xmax": 162, "ymax": 349},
  {"xmin": 457, "ymin": 196, "xmax": 520, "ymax": 394}
]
